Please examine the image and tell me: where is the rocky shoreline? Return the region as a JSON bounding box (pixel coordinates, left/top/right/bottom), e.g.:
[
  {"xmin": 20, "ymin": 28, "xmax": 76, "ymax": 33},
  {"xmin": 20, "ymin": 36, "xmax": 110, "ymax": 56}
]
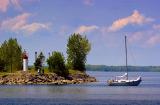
[{"xmin": 0, "ymin": 71, "xmax": 96, "ymax": 85}]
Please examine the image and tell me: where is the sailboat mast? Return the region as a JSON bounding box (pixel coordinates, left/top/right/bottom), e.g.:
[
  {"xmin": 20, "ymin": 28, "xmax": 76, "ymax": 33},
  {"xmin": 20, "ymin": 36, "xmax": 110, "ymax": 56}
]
[{"xmin": 125, "ymin": 36, "xmax": 128, "ymax": 80}]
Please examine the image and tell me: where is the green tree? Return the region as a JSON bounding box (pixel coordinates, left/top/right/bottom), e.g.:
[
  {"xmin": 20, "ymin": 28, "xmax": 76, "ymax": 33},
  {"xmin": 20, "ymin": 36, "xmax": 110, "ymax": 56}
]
[
  {"xmin": 0, "ymin": 38, "xmax": 22, "ymax": 72},
  {"xmin": 34, "ymin": 52, "xmax": 45, "ymax": 71},
  {"xmin": 0, "ymin": 58, "xmax": 5, "ymax": 72},
  {"xmin": 47, "ymin": 51, "xmax": 68, "ymax": 77},
  {"xmin": 67, "ymin": 33, "xmax": 91, "ymax": 71}
]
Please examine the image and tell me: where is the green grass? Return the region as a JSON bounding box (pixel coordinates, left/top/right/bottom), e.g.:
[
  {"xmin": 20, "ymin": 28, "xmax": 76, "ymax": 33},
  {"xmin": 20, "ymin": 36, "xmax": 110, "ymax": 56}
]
[
  {"xmin": 0, "ymin": 67, "xmax": 85, "ymax": 77},
  {"xmin": 0, "ymin": 71, "xmax": 24, "ymax": 77},
  {"xmin": 0, "ymin": 72, "xmax": 10, "ymax": 76},
  {"xmin": 69, "ymin": 69, "xmax": 85, "ymax": 75}
]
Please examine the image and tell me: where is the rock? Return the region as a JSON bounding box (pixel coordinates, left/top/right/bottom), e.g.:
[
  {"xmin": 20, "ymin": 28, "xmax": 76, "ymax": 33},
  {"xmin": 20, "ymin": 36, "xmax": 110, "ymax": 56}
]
[{"xmin": 0, "ymin": 71, "xmax": 96, "ymax": 85}]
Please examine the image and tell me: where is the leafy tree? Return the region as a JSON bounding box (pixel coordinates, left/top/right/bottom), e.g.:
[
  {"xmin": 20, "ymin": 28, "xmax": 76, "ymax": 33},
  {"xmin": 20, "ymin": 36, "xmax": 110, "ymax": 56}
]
[
  {"xmin": 47, "ymin": 51, "xmax": 68, "ymax": 77},
  {"xmin": 0, "ymin": 38, "xmax": 22, "ymax": 72},
  {"xmin": 0, "ymin": 58, "xmax": 5, "ymax": 72},
  {"xmin": 34, "ymin": 52, "xmax": 45, "ymax": 71},
  {"xmin": 67, "ymin": 33, "xmax": 91, "ymax": 71}
]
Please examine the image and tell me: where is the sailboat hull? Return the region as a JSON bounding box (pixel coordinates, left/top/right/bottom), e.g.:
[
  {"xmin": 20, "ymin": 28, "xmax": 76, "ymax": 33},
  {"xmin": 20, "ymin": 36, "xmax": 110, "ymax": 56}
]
[{"xmin": 107, "ymin": 77, "xmax": 142, "ymax": 86}]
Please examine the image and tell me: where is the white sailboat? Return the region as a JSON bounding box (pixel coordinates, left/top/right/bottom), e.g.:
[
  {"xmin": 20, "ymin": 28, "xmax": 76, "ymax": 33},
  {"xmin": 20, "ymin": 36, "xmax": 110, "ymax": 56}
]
[{"xmin": 107, "ymin": 36, "xmax": 142, "ymax": 86}]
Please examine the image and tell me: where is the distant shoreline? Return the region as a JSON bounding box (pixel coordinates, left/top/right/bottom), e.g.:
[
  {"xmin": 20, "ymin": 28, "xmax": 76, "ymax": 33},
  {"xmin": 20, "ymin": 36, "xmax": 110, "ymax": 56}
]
[
  {"xmin": 87, "ymin": 70, "xmax": 160, "ymax": 72},
  {"xmin": 86, "ymin": 65, "xmax": 160, "ymax": 72}
]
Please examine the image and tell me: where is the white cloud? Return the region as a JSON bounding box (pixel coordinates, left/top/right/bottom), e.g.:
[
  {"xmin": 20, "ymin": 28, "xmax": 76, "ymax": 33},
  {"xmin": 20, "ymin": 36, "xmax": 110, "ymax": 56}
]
[
  {"xmin": 83, "ymin": 0, "xmax": 94, "ymax": 6},
  {"xmin": 128, "ymin": 32, "xmax": 144, "ymax": 43},
  {"xmin": 146, "ymin": 35, "xmax": 160, "ymax": 47},
  {"xmin": 127, "ymin": 28, "xmax": 160, "ymax": 47},
  {"xmin": 108, "ymin": 10, "xmax": 154, "ymax": 32},
  {"xmin": 75, "ymin": 25, "xmax": 99, "ymax": 34},
  {"xmin": 0, "ymin": 0, "xmax": 39, "ymax": 12},
  {"xmin": 0, "ymin": 0, "xmax": 9, "ymax": 12},
  {"xmin": 153, "ymin": 24, "xmax": 160, "ymax": 30},
  {"xmin": 1, "ymin": 13, "xmax": 30, "ymax": 31},
  {"xmin": 21, "ymin": 23, "xmax": 50, "ymax": 33},
  {"xmin": 0, "ymin": 0, "xmax": 21, "ymax": 12},
  {"xmin": 0, "ymin": 13, "xmax": 50, "ymax": 34}
]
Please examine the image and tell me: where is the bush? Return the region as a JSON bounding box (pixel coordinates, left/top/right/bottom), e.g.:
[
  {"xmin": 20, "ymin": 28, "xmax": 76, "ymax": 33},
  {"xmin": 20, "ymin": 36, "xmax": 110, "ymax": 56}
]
[
  {"xmin": 34, "ymin": 52, "xmax": 45, "ymax": 74},
  {"xmin": 47, "ymin": 51, "xmax": 68, "ymax": 77}
]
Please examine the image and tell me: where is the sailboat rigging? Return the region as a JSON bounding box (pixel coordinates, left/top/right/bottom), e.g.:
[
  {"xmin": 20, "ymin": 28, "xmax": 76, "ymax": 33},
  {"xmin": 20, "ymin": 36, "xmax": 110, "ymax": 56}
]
[{"xmin": 107, "ymin": 36, "xmax": 142, "ymax": 86}]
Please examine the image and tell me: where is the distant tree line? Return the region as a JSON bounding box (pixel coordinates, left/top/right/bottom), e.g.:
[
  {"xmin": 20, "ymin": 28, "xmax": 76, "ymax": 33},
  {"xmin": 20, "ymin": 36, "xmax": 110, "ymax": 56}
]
[{"xmin": 86, "ymin": 65, "xmax": 160, "ymax": 72}]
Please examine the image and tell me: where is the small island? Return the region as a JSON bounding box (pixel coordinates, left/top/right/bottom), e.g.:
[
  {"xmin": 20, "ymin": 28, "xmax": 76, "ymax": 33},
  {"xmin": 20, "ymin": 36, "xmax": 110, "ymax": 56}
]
[
  {"xmin": 0, "ymin": 70, "xmax": 96, "ymax": 85},
  {"xmin": 0, "ymin": 33, "xmax": 96, "ymax": 85}
]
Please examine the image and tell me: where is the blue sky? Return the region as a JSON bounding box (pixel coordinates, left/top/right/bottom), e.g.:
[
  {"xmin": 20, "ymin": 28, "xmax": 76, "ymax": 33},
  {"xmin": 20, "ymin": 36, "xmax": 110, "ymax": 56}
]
[{"xmin": 0, "ymin": 0, "xmax": 160, "ymax": 66}]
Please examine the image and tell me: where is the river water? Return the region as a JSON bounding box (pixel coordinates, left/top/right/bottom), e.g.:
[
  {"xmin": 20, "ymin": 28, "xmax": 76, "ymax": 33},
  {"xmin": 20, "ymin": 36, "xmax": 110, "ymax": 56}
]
[{"xmin": 0, "ymin": 71, "xmax": 160, "ymax": 105}]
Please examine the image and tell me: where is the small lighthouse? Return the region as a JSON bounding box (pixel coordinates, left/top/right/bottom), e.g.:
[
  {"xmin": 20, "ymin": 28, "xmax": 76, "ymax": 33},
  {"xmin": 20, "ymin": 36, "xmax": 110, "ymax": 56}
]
[{"xmin": 22, "ymin": 50, "xmax": 28, "ymax": 71}]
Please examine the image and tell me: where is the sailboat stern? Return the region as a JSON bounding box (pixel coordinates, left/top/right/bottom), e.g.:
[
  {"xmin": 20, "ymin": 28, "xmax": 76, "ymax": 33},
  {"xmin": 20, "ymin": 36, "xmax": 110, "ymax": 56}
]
[{"xmin": 128, "ymin": 76, "xmax": 142, "ymax": 86}]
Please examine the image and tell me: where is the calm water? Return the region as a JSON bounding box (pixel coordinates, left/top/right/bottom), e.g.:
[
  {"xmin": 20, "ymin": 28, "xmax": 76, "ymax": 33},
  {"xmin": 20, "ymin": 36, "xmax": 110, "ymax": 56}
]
[{"xmin": 0, "ymin": 71, "xmax": 160, "ymax": 105}]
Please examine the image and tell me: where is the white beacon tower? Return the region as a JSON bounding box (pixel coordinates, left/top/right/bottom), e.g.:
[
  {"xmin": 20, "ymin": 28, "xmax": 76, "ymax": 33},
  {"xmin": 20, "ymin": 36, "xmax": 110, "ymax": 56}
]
[{"xmin": 22, "ymin": 50, "xmax": 28, "ymax": 71}]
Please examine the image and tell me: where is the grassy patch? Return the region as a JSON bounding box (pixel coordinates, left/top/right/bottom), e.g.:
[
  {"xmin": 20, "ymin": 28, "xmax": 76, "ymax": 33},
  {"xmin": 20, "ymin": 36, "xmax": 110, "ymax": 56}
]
[
  {"xmin": 69, "ymin": 69, "xmax": 85, "ymax": 75},
  {"xmin": 0, "ymin": 68, "xmax": 85, "ymax": 77},
  {"xmin": 0, "ymin": 72, "xmax": 10, "ymax": 76}
]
